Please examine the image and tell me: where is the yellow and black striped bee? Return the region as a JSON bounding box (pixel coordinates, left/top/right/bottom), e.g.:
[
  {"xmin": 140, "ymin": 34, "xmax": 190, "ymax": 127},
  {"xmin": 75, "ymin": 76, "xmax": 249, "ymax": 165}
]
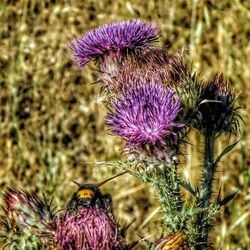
[{"xmin": 66, "ymin": 172, "xmax": 127, "ymax": 213}]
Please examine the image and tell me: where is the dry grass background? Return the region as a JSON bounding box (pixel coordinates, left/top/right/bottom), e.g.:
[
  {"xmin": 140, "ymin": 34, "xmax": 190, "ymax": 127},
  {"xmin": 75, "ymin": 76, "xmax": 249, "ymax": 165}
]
[{"xmin": 0, "ymin": 0, "xmax": 249, "ymax": 249}]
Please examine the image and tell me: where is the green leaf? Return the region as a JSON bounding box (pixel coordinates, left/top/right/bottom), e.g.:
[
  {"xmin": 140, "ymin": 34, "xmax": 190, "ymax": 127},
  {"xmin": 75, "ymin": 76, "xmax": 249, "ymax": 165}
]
[
  {"xmin": 216, "ymin": 185, "xmax": 222, "ymax": 203},
  {"xmin": 198, "ymin": 99, "xmax": 222, "ymax": 106},
  {"xmin": 214, "ymin": 140, "xmax": 240, "ymax": 166},
  {"xmin": 219, "ymin": 190, "xmax": 238, "ymax": 206},
  {"xmin": 180, "ymin": 181, "xmax": 196, "ymax": 196}
]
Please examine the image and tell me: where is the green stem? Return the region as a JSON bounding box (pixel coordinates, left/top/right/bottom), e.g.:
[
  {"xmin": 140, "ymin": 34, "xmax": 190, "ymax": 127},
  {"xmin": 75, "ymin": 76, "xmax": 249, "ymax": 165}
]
[
  {"xmin": 200, "ymin": 132, "xmax": 216, "ymax": 207},
  {"xmin": 166, "ymin": 161, "xmax": 183, "ymax": 211},
  {"xmin": 196, "ymin": 132, "xmax": 216, "ymax": 248},
  {"xmin": 153, "ymin": 161, "xmax": 183, "ymax": 231}
]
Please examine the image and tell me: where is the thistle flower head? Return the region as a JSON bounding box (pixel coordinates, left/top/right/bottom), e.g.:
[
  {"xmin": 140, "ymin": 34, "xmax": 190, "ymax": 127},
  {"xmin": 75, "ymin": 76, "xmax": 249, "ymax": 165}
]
[
  {"xmin": 54, "ymin": 208, "xmax": 126, "ymax": 250},
  {"xmin": 106, "ymin": 82, "xmax": 183, "ymax": 157},
  {"xmin": 69, "ymin": 20, "xmax": 159, "ymax": 71},
  {"xmin": 195, "ymin": 74, "xmax": 239, "ymax": 134}
]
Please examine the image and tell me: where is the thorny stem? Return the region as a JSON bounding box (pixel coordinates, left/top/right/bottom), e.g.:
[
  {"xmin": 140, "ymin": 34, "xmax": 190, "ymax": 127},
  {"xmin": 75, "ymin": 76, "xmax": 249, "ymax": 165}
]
[
  {"xmin": 200, "ymin": 132, "xmax": 216, "ymax": 207},
  {"xmin": 166, "ymin": 161, "xmax": 183, "ymax": 211},
  {"xmin": 153, "ymin": 160, "xmax": 183, "ymax": 231},
  {"xmin": 196, "ymin": 132, "xmax": 216, "ymax": 248}
]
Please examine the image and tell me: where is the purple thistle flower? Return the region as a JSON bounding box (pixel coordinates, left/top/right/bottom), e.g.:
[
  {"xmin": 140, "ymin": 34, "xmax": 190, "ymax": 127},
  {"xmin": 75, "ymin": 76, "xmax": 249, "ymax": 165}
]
[
  {"xmin": 69, "ymin": 20, "xmax": 159, "ymax": 69},
  {"xmin": 106, "ymin": 82, "xmax": 183, "ymax": 156},
  {"xmin": 54, "ymin": 208, "xmax": 126, "ymax": 250}
]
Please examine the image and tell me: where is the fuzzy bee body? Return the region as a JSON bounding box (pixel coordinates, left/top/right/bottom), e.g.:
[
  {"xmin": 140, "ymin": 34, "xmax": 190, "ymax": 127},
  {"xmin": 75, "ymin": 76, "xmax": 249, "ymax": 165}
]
[{"xmin": 66, "ymin": 183, "xmax": 113, "ymax": 214}]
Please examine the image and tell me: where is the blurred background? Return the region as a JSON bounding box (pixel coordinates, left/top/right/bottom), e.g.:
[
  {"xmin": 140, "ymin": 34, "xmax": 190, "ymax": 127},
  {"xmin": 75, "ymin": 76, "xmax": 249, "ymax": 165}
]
[{"xmin": 0, "ymin": 0, "xmax": 249, "ymax": 249}]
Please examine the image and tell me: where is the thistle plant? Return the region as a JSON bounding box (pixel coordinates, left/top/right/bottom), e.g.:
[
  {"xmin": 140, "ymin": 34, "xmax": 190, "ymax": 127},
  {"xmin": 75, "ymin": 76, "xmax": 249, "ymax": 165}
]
[
  {"xmin": 106, "ymin": 82, "xmax": 186, "ymax": 232},
  {"xmin": 0, "ymin": 19, "xmax": 240, "ymax": 250},
  {"xmin": 69, "ymin": 19, "xmax": 241, "ymax": 249},
  {"xmin": 192, "ymin": 74, "xmax": 240, "ymax": 247}
]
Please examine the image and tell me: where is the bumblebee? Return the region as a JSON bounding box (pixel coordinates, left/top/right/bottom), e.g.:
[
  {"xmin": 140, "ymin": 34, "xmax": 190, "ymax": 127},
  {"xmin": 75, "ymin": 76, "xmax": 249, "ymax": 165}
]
[{"xmin": 66, "ymin": 171, "xmax": 127, "ymax": 213}]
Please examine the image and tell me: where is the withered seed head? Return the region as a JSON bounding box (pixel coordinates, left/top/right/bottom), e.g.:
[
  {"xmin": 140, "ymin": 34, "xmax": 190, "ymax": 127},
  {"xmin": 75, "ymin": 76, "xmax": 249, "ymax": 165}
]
[{"xmin": 113, "ymin": 48, "xmax": 186, "ymax": 93}]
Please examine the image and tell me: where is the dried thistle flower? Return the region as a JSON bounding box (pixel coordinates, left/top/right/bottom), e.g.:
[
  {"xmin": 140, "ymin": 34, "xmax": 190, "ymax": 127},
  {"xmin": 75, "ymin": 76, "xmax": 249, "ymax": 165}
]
[
  {"xmin": 154, "ymin": 231, "xmax": 189, "ymax": 250},
  {"xmin": 106, "ymin": 82, "xmax": 183, "ymax": 158},
  {"xmin": 99, "ymin": 48, "xmax": 185, "ymax": 93},
  {"xmin": 119, "ymin": 48, "xmax": 184, "ymax": 86},
  {"xmin": 69, "ymin": 19, "xmax": 159, "ymax": 73},
  {"xmin": 194, "ymin": 74, "xmax": 239, "ymax": 134},
  {"xmin": 54, "ymin": 208, "xmax": 127, "ymax": 250}
]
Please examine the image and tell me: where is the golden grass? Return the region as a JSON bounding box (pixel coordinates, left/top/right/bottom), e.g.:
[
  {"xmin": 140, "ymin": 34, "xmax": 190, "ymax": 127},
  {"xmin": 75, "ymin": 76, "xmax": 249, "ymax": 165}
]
[{"xmin": 0, "ymin": 0, "xmax": 249, "ymax": 249}]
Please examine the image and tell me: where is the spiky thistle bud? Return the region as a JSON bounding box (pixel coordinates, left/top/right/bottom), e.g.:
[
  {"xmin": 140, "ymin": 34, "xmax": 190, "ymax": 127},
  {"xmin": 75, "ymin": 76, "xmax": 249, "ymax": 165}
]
[
  {"xmin": 53, "ymin": 208, "xmax": 127, "ymax": 250},
  {"xmin": 194, "ymin": 74, "xmax": 239, "ymax": 134},
  {"xmin": 0, "ymin": 188, "xmax": 55, "ymax": 249},
  {"xmin": 154, "ymin": 231, "xmax": 189, "ymax": 250},
  {"xmin": 2, "ymin": 188, "xmax": 53, "ymax": 230}
]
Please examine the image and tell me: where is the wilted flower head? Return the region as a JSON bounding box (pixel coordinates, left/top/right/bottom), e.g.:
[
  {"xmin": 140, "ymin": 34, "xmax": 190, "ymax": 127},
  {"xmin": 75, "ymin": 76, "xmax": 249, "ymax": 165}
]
[
  {"xmin": 54, "ymin": 208, "xmax": 126, "ymax": 250},
  {"xmin": 115, "ymin": 48, "xmax": 185, "ymax": 90},
  {"xmin": 69, "ymin": 20, "xmax": 159, "ymax": 73},
  {"xmin": 107, "ymin": 82, "xmax": 183, "ymax": 157},
  {"xmin": 154, "ymin": 231, "xmax": 189, "ymax": 250},
  {"xmin": 95, "ymin": 48, "xmax": 184, "ymax": 104},
  {"xmin": 194, "ymin": 74, "xmax": 239, "ymax": 134}
]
